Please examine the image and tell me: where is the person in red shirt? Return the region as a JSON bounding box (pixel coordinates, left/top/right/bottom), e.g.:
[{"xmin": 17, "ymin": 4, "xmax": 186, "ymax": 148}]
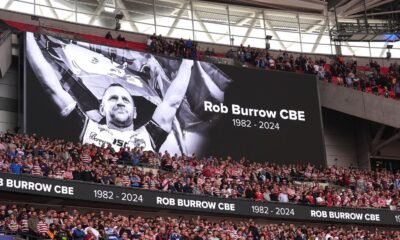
[{"xmin": 254, "ymin": 185, "xmax": 263, "ymax": 202}]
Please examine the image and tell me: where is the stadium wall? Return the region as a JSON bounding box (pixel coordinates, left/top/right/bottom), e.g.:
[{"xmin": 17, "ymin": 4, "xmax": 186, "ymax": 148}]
[{"xmin": 0, "ymin": 57, "xmax": 17, "ymax": 132}]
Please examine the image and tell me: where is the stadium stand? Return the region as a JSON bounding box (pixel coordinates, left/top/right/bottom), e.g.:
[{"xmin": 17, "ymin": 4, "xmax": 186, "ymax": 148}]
[
  {"xmin": 0, "ymin": 204, "xmax": 399, "ymax": 240},
  {"xmin": 0, "ymin": 132, "xmax": 399, "ymax": 211},
  {"xmin": 2, "ymin": 19, "xmax": 400, "ymax": 101},
  {"xmin": 0, "ymin": 0, "xmax": 400, "ymax": 239}
]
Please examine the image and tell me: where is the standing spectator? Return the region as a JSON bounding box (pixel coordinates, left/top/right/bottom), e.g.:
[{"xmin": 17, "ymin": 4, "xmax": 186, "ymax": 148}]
[
  {"xmin": 19, "ymin": 213, "xmax": 29, "ymax": 233},
  {"xmin": 37, "ymin": 215, "xmax": 49, "ymax": 238},
  {"xmin": 73, "ymin": 224, "xmax": 86, "ymax": 240},
  {"xmin": 28, "ymin": 210, "xmax": 39, "ymax": 236},
  {"xmin": 9, "ymin": 158, "xmax": 22, "ymax": 174}
]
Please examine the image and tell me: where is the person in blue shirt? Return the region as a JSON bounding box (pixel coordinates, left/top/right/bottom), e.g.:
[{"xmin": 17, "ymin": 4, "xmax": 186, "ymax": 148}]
[
  {"xmin": 10, "ymin": 159, "xmax": 22, "ymax": 174},
  {"xmin": 72, "ymin": 224, "xmax": 86, "ymax": 240},
  {"xmin": 131, "ymin": 174, "xmax": 141, "ymax": 188}
]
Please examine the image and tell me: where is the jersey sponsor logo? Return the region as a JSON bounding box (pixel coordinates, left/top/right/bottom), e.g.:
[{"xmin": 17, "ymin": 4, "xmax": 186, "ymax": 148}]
[
  {"xmin": 89, "ymin": 132, "xmax": 111, "ymax": 146},
  {"xmin": 88, "ymin": 131, "xmax": 147, "ymax": 149}
]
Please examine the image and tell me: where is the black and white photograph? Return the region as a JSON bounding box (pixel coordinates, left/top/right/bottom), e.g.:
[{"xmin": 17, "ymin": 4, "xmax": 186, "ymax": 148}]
[
  {"xmin": 25, "ymin": 32, "xmax": 324, "ymax": 164},
  {"xmin": 25, "ymin": 32, "xmax": 232, "ymax": 156}
]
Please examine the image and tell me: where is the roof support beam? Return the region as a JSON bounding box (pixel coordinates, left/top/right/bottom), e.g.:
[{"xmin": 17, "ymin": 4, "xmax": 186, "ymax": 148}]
[
  {"xmin": 371, "ymin": 130, "xmax": 400, "ymax": 155},
  {"xmin": 192, "ymin": 10, "xmax": 215, "ymax": 42},
  {"xmin": 344, "ymin": 0, "xmax": 393, "ymax": 16},
  {"xmin": 166, "ymin": 2, "xmax": 189, "ymax": 37},
  {"xmin": 264, "ymin": 15, "xmax": 286, "ymax": 50},
  {"xmin": 350, "ymin": 9, "xmax": 400, "ymax": 18},
  {"xmin": 235, "ymin": 13, "xmax": 256, "ymax": 26},
  {"xmin": 343, "ymin": 41, "xmax": 355, "ymax": 55},
  {"xmin": 88, "ymin": 0, "xmax": 108, "ymax": 25},
  {"xmin": 240, "ymin": 13, "xmax": 260, "ymax": 45},
  {"xmin": 336, "ymin": 0, "xmax": 363, "ymax": 16},
  {"xmin": 285, "ymin": 19, "xmax": 325, "ymax": 50},
  {"xmin": 4, "ymin": 0, "xmax": 14, "ymax": 9},
  {"xmin": 370, "ymin": 125, "xmax": 386, "ymax": 149},
  {"xmin": 311, "ymin": 24, "xmax": 328, "ymax": 53},
  {"xmin": 115, "ymin": 0, "xmax": 139, "ymax": 32},
  {"xmin": 43, "ymin": 0, "xmax": 60, "ymax": 19}
]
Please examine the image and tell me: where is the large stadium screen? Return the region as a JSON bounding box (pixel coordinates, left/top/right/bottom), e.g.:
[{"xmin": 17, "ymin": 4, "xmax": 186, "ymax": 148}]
[{"xmin": 24, "ymin": 32, "xmax": 325, "ymax": 165}]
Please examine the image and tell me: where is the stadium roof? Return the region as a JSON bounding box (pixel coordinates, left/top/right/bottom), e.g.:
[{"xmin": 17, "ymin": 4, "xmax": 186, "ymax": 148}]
[
  {"xmin": 203, "ymin": 0, "xmax": 327, "ymax": 14},
  {"xmin": 327, "ymin": 0, "xmax": 399, "ymax": 19}
]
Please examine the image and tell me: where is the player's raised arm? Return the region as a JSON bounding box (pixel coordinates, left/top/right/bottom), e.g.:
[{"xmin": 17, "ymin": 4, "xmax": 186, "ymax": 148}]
[
  {"xmin": 152, "ymin": 59, "xmax": 194, "ymax": 133},
  {"xmin": 26, "ymin": 32, "xmax": 76, "ymax": 117}
]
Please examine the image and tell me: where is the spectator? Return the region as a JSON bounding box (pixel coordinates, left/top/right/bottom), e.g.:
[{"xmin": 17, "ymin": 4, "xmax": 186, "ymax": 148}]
[
  {"xmin": 73, "ymin": 224, "xmax": 86, "ymax": 240},
  {"xmin": 117, "ymin": 34, "xmax": 125, "ymax": 42},
  {"xmin": 105, "ymin": 32, "xmax": 113, "ymax": 40}
]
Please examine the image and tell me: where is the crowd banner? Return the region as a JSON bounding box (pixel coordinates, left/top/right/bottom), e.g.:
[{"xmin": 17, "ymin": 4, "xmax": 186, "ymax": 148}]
[{"xmin": 1, "ymin": 173, "xmax": 399, "ymax": 226}]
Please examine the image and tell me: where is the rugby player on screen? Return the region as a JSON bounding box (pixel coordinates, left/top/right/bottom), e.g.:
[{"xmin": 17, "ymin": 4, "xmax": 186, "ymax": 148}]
[{"xmin": 26, "ymin": 32, "xmax": 193, "ymax": 152}]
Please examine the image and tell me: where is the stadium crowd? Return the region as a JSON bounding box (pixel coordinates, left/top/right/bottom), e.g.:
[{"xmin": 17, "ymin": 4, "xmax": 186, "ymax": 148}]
[
  {"xmin": 146, "ymin": 34, "xmax": 201, "ymax": 60},
  {"xmin": 143, "ymin": 34, "xmax": 400, "ymax": 100},
  {"xmin": 0, "ymin": 204, "xmax": 399, "ymax": 240},
  {"xmin": 232, "ymin": 45, "xmax": 400, "ymax": 99},
  {"xmin": 1, "ymin": 132, "xmax": 400, "ymax": 211}
]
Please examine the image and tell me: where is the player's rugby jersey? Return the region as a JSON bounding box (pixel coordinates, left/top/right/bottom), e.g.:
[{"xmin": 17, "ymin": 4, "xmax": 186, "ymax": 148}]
[{"xmin": 81, "ymin": 119, "xmax": 153, "ymax": 151}]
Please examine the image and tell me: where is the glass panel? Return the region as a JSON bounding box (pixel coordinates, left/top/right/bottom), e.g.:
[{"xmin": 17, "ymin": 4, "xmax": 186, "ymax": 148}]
[
  {"xmin": 119, "ymin": 0, "xmax": 154, "ymax": 15},
  {"xmin": 156, "ymin": 15, "xmax": 192, "ymax": 30},
  {"xmin": 268, "ymin": 40, "xmax": 286, "ymax": 51},
  {"xmin": 120, "ymin": 20, "xmax": 154, "ymax": 34},
  {"xmin": 36, "ymin": 0, "xmax": 75, "ymax": 10},
  {"xmin": 342, "ymin": 45, "xmax": 370, "ymax": 57},
  {"xmin": 193, "ymin": 21, "xmax": 229, "ymax": 35},
  {"xmin": 301, "ymin": 33, "xmax": 317, "ymax": 44},
  {"xmin": 155, "ymin": 3, "xmax": 191, "ymax": 21},
  {"xmin": 264, "ymin": 11, "xmax": 298, "ymax": 23},
  {"xmin": 157, "ymin": 26, "xmax": 193, "ymax": 39},
  {"xmin": 391, "ymin": 49, "xmax": 400, "ymax": 59},
  {"xmin": 299, "ymin": 23, "xmax": 327, "ymax": 34},
  {"xmin": 302, "ymin": 43, "xmax": 313, "ymax": 53},
  {"xmin": 77, "ymin": 0, "xmax": 98, "ymax": 15},
  {"xmin": 135, "ymin": 23, "xmax": 155, "ymax": 35},
  {"xmin": 275, "ymin": 31, "xmax": 300, "ymax": 42},
  {"xmin": 231, "ymin": 25, "xmax": 265, "ymax": 38},
  {"xmin": 341, "ymin": 45, "xmax": 354, "ymax": 56},
  {"xmin": 285, "ymin": 42, "xmax": 301, "ymax": 52},
  {"xmin": 192, "ymin": 1, "xmax": 226, "ymax": 15},
  {"xmin": 347, "ymin": 41, "xmax": 369, "ymax": 47},
  {"xmin": 77, "ymin": 13, "xmax": 92, "ymax": 25},
  {"xmin": 7, "ymin": 0, "xmax": 34, "ymax": 14},
  {"xmin": 314, "ymin": 44, "xmax": 332, "ymax": 54},
  {"xmin": 229, "ymin": 5, "xmax": 263, "ymax": 19},
  {"xmin": 370, "ymin": 48, "xmax": 385, "ymax": 58},
  {"xmin": 320, "ymin": 35, "xmax": 331, "ymax": 45},
  {"xmin": 267, "ymin": 20, "xmax": 298, "ymax": 32},
  {"xmin": 298, "ymin": 14, "xmax": 325, "ymax": 24},
  {"xmin": 36, "ymin": 5, "xmax": 76, "ymax": 22},
  {"xmin": 195, "ymin": 31, "xmax": 229, "ymax": 45},
  {"xmin": 393, "ymin": 41, "xmax": 400, "ymax": 49},
  {"xmin": 77, "ymin": 13, "xmax": 115, "ymax": 28},
  {"xmin": 370, "ymin": 42, "xmax": 386, "ymax": 48},
  {"xmin": 124, "ymin": 10, "xmax": 154, "ymax": 25},
  {"xmin": 241, "ymin": 37, "xmax": 265, "ymax": 49}
]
